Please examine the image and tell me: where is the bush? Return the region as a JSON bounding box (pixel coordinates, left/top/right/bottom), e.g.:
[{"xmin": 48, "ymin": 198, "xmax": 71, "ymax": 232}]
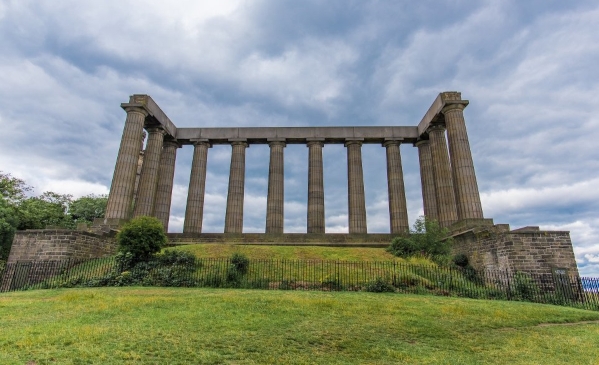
[
  {"xmin": 229, "ymin": 253, "xmax": 250, "ymax": 275},
  {"xmin": 387, "ymin": 217, "xmax": 452, "ymax": 262},
  {"xmin": 365, "ymin": 277, "xmax": 395, "ymax": 293},
  {"xmin": 453, "ymin": 254, "xmax": 469, "ymax": 267},
  {"xmin": 387, "ymin": 237, "xmax": 420, "ymax": 257},
  {"xmin": 116, "ymin": 216, "xmax": 167, "ymax": 266}
]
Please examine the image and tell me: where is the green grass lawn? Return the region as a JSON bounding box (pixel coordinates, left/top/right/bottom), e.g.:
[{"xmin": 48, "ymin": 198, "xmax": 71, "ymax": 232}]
[
  {"xmin": 1, "ymin": 287, "xmax": 598, "ymax": 364},
  {"xmin": 171, "ymin": 244, "xmax": 402, "ymax": 261}
]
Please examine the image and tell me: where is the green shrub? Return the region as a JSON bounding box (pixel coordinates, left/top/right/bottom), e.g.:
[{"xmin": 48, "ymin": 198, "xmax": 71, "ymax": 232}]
[
  {"xmin": 157, "ymin": 250, "xmax": 197, "ymax": 267},
  {"xmin": 230, "ymin": 253, "xmax": 250, "ymax": 275},
  {"xmin": 387, "ymin": 217, "xmax": 452, "ymax": 262},
  {"xmin": 453, "ymin": 254, "xmax": 469, "ymax": 267},
  {"xmin": 365, "ymin": 277, "xmax": 395, "ymax": 293},
  {"xmin": 116, "ymin": 216, "xmax": 167, "ymax": 266},
  {"xmin": 387, "ymin": 237, "xmax": 420, "ymax": 257}
]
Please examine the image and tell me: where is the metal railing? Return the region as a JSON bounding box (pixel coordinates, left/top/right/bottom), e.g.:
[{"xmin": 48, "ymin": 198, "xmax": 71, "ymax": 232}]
[{"xmin": 1, "ymin": 257, "xmax": 597, "ymax": 311}]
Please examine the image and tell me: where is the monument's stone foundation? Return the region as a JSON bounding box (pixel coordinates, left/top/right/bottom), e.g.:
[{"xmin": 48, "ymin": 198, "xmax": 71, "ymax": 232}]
[{"xmin": 451, "ymin": 224, "xmax": 579, "ymax": 277}]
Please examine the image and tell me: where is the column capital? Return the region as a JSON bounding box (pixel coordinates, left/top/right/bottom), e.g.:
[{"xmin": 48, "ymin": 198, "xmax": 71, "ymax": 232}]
[
  {"xmin": 427, "ymin": 124, "xmax": 446, "ymax": 134},
  {"xmin": 123, "ymin": 106, "xmax": 149, "ymax": 117},
  {"xmin": 383, "ymin": 138, "xmax": 403, "ymax": 148},
  {"xmin": 163, "ymin": 140, "xmax": 182, "ymax": 149},
  {"xmin": 344, "ymin": 138, "xmax": 364, "ymax": 147},
  {"xmin": 268, "ymin": 138, "xmax": 286, "ymax": 147},
  {"xmin": 414, "ymin": 139, "xmax": 430, "ymax": 148},
  {"xmin": 441, "ymin": 101, "xmax": 468, "ymax": 114},
  {"xmin": 229, "ymin": 139, "xmax": 248, "ymax": 148},
  {"xmin": 146, "ymin": 126, "xmax": 167, "ymax": 135},
  {"xmin": 191, "ymin": 138, "xmax": 212, "ymax": 148},
  {"xmin": 306, "ymin": 138, "xmax": 324, "ymax": 148}
]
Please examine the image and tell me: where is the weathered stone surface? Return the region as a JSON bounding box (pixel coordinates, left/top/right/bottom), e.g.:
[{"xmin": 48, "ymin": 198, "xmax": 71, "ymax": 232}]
[
  {"xmin": 307, "ymin": 140, "xmax": 325, "ymax": 233},
  {"xmin": 184, "ymin": 141, "xmax": 210, "ymax": 234},
  {"xmin": 428, "ymin": 125, "xmax": 458, "ymax": 227},
  {"xmin": 133, "ymin": 126, "xmax": 166, "ymax": 217},
  {"xmin": 415, "ymin": 139, "xmax": 439, "ymax": 222},
  {"xmin": 443, "ymin": 103, "xmax": 484, "ymax": 220},
  {"xmin": 175, "ymin": 126, "xmax": 419, "ymax": 145},
  {"xmin": 383, "ymin": 140, "xmax": 409, "ymax": 234},
  {"xmin": 345, "ymin": 140, "xmax": 367, "ymax": 234},
  {"xmin": 452, "ymin": 225, "xmax": 579, "ymax": 277},
  {"xmin": 154, "ymin": 140, "xmax": 180, "ymax": 231},
  {"xmin": 105, "ymin": 107, "xmax": 148, "ymax": 220},
  {"xmin": 266, "ymin": 141, "xmax": 285, "ymax": 234},
  {"xmin": 224, "ymin": 141, "xmax": 248, "ymax": 233}
]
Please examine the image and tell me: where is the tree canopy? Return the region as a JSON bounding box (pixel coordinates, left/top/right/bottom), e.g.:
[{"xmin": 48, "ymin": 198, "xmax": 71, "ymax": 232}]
[{"xmin": 0, "ymin": 171, "xmax": 107, "ymax": 259}]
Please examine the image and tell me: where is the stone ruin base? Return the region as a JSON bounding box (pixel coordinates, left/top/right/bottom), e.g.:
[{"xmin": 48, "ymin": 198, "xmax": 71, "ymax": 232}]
[
  {"xmin": 449, "ymin": 220, "xmax": 579, "ymax": 277},
  {"xmin": 1, "ymin": 219, "xmax": 581, "ymax": 290}
]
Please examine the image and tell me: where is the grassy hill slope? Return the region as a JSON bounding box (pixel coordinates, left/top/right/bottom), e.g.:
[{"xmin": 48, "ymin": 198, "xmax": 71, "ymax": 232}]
[
  {"xmin": 1, "ymin": 287, "xmax": 598, "ymax": 364},
  {"xmin": 170, "ymin": 243, "xmax": 432, "ymax": 263}
]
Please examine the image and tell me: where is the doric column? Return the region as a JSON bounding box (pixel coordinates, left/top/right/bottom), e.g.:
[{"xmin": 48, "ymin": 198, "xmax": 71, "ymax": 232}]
[
  {"xmin": 133, "ymin": 126, "xmax": 166, "ymax": 218},
  {"xmin": 307, "ymin": 139, "xmax": 325, "ymax": 233},
  {"xmin": 345, "ymin": 139, "xmax": 367, "ymax": 234},
  {"xmin": 153, "ymin": 140, "xmax": 180, "ymax": 231},
  {"xmin": 184, "ymin": 140, "xmax": 211, "ymax": 234},
  {"xmin": 224, "ymin": 141, "xmax": 248, "ymax": 233},
  {"xmin": 383, "ymin": 140, "xmax": 409, "ymax": 234},
  {"xmin": 415, "ymin": 139, "xmax": 439, "ymax": 223},
  {"xmin": 266, "ymin": 140, "xmax": 285, "ymax": 234},
  {"xmin": 428, "ymin": 125, "xmax": 458, "ymax": 227},
  {"xmin": 443, "ymin": 103, "xmax": 484, "ymax": 220},
  {"xmin": 105, "ymin": 107, "xmax": 148, "ymax": 220}
]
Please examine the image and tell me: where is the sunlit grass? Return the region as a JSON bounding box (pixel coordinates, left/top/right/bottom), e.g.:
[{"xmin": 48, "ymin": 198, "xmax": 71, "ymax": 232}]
[{"xmin": 1, "ymin": 287, "xmax": 598, "ymax": 364}]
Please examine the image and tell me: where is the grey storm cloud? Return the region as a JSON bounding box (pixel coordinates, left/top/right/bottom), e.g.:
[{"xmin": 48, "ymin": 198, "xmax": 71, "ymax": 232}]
[{"xmin": 1, "ymin": 0, "xmax": 598, "ymax": 275}]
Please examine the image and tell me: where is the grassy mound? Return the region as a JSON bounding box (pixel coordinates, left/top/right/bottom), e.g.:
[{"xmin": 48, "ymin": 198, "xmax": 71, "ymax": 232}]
[
  {"xmin": 170, "ymin": 243, "xmax": 433, "ymax": 264},
  {"xmin": 1, "ymin": 287, "xmax": 598, "ymax": 364}
]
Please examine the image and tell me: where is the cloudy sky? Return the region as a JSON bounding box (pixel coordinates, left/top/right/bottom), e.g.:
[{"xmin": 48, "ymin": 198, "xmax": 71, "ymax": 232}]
[{"xmin": 1, "ymin": 0, "xmax": 598, "ymax": 275}]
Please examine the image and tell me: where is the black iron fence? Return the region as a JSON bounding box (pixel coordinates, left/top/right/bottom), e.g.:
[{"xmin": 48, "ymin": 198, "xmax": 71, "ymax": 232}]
[{"xmin": 1, "ymin": 257, "xmax": 598, "ymax": 311}]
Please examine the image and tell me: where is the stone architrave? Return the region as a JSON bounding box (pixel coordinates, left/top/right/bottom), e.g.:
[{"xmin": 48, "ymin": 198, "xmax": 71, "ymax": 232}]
[
  {"xmin": 224, "ymin": 141, "xmax": 248, "ymax": 233},
  {"xmin": 428, "ymin": 125, "xmax": 458, "ymax": 227},
  {"xmin": 345, "ymin": 139, "xmax": 367, "ymax": 234},
  {"xmin": 184, "ymin": 140, "xmax": 211, "ymax": 234},
  {"xmin": 105, "ymin": 107, "xmax": 148, "ymax": 220},
  {"xmin": 266, "ymin": 140, "xmax": 285, "ymax": 234},
  {"xmin": 415, "ymin": 139, "xmax": 439, "ymax": 223},
  {"xmin": 307, "ymin": 139, "xmax": 325, "ymax": 234},
  {"xmin": 383, "ymin": 140, "xmax": 409, "ymax": 234},
  {"xmin": 133, "ymin": 126, "xmax": 166, "ymax": 218},
  {"xmin": 153, "ymin": 140, "xmax": 180, "ymax": 231},
  {"xmin": 443, "ymin": 103, "xmax": 484, "ymax": 220}
]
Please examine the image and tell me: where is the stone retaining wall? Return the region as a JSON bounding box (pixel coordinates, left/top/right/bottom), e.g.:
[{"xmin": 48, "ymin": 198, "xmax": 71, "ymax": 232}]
[
  {"xmin": 6, "ymin": 229, "xmax": 117, "ymax": 263},
  {"xmin": 452, "ymin": 225, "xmax": 579, "ymax": 277}
]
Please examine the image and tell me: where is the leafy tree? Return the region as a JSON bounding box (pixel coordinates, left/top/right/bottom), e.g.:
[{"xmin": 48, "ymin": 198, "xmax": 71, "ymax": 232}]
[
  {"xmin": 69, "ymin": 194, "xmax": 108, "ymax": 223},
  {"xmin": 17, "ymin": 192, "xmax": 73, "ymax": 230},
  {"xmin": 0, "ymin": 172, "xmax": 31, "ymax": 259},
  {"xmin": 387, "ymin": 216, "xmax": 453, "ymax": 262},
  {"xmin": 117, "ymin": 216, "xmax": 167, "ymax": 266}
]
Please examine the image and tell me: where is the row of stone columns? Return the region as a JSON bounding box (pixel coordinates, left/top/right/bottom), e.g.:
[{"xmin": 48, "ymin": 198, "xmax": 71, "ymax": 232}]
[
  {"xmin": 105, "ymin": 107, "xmax": 180, "ymax": 231},
  {"xmin": 416, "ymin": 104, "xmax": 483, "ymax": 227},
  {"xmin": 106, "ymin": 102, "xmax": 482, "ymax": 233}
]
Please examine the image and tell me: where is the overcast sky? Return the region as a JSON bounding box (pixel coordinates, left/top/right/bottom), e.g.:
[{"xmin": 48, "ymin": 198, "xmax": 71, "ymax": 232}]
[{"xmin": 1, "ymin": 0, "xmax": 598, "ymax": 275}]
